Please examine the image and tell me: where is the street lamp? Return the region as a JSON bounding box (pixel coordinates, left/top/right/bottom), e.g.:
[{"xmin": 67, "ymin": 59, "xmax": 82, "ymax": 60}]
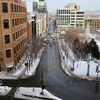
[
  {"xmin": 40, "ymin": 69, "xmax": 45, "ymax": 95},
  {"xmin": 87, "ymin": 59, "xmax": 90, "ymax": 76},
  {"xmin": 95, "ymin": 60, "xmax": 100, "ymax": 93}
]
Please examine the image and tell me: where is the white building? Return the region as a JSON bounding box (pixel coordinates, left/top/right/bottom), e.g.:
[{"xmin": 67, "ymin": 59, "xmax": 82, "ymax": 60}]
[
  {"xmin": 36, "ymin": 20, "xmax": 43, "ymax": 37},
  {"xmin": 56, "ymin": 3, "xmax": 85, "ymax": 31}
]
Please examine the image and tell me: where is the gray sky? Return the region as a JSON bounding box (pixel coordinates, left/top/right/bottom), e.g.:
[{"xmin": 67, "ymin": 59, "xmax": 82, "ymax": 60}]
[{"xmin": 25, "ymin": 0, "xmax": 100, "ymax": 13}]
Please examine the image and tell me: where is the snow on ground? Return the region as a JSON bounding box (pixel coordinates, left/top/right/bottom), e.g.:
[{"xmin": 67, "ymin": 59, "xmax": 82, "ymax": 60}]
[
  {"xmin": 25, "ymin": 48, "xmax": 44, "ymax": 76},
  {"xmin": 0, "ymin": 86, "xmax": 11, "ymax": 95},
  {"xmin": 12, "ymin": 64, "xmax": 27, "ymax": 77},
  {"xmin": 59, "ymin": 41, "xmax": 100, "ymax": 80},
  {"xmin": 73, "ymin": 61, "xmax": 100, "ymax": 78},
  {"xmin": 0, "ymin": 48, "xmax": 44, "ymax": 79},
  {"xmin": 15, "ymin": 87, "xmax": 62, "ymax": 100},
  {"xmin": 25, "ymin": 58, "xmax": 40, "ymax": 76}
]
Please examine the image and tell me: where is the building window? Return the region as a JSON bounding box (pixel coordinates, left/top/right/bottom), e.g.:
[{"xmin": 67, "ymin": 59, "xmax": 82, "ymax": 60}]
[
  {"xmin": 5, "ymin": 49, "xmax": 11, "ymax": 58},
  {"xmin": 3, "ymin": 19, "xmax": 9, "ymax": 29},
  {"xmin": 5, "ymin": 35, "xmax": 10, "ymax": 43},
  {"xmin": 11, "ymin": 4, "xmax": 13, "ymax": 12},
  {"xmin": 14, "ymin": 47, "xmax": 16, "ymax": 54},
  {"xmin": 13, "ymin": 34, "xmax": 15, "ymax": 41},
  {"xmin": 12, "ymin": 19, "xmax": 14, "ymax": 27},
  {"xmin": 2, "ymin": 3, "xmax": 8, "ymax": 13}
]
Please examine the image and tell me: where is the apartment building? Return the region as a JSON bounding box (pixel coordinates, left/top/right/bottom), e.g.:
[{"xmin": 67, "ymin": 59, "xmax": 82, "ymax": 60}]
[
  {"xmin": 0, "ymin": 0, "xmax": 27, "ymax": 72},
  {"xmin": 85, "ymin": 17, "xmax": 100, "ymax": 32},
  {"xmin": 56, "ymin": 3, "xmax": 85, "ymax": 31}
]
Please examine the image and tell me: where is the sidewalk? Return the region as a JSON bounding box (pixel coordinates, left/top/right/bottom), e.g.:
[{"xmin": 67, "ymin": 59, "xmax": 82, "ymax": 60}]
[
  {"xmin": 0, "ymin": 48, "xmax": 44, "ymax": 79},
  {"xmin": 15, "ymin": 87, "xmax": 62, "ymax": 100},
  {"xmin": 25, "ymin": 48, "xmax": 44, "ymax": 76},
  {"xmin": 58, "ymin": 41, "xmax": 100, "ymax": 81}
]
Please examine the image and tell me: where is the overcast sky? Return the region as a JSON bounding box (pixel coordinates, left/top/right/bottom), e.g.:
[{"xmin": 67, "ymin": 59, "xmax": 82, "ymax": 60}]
[{"xmin": 25, "ymin": 0, "xmax": 100, "ymax": 13}]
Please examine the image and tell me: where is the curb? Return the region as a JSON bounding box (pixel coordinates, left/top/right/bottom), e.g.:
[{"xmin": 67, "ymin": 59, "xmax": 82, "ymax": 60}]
[{"xmin": 58, "ymin": 43, "xmax": 98, "ymax": 81}]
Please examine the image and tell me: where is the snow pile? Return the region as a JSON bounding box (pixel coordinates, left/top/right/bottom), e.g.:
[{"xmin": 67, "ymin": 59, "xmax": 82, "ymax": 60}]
[
  {"xmin": 15, "ymin": 87, "xmax": 62, "ymax": 100},
  {"xmin": 0, "ymin": 86, "xmax": 11, "ymax": 95}
]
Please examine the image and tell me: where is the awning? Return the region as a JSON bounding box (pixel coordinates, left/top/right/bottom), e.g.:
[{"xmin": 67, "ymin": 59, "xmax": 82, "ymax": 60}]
[
  {"xmin": 6, "ymin": 65, "xmax": 13, "ymax": 68},
  {"xmin": 6, "ymin": 61, "xmax": 13, "ymax": 68}
]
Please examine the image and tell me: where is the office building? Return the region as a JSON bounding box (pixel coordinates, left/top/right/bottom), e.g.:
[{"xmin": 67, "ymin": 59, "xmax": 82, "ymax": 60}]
[
  {"xmin": 85, "ymin": 17, "xmax": 100, "ymax": 32},
  {"xmin": 56, "ymin": 3, "xmax": 85, "ymax": 31}
]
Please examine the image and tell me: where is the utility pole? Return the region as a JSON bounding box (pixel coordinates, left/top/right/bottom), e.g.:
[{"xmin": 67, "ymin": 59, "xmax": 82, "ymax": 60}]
[
  {"xmin": 95, "ymin": 61, "xmax": 100, "ymax": 93},
  {"xmin": 40, "ymin": 69, "xmax": 45, "ymax": 95}
]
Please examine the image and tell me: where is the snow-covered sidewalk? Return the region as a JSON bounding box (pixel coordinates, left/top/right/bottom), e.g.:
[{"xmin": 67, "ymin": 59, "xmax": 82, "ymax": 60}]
[
  {"xmin": 0, "ymin": 86, "xmax": 11, "ymax": 95},
  {"xmin": 0, "ymin": 48, "xmax": 44, "ymax": 79},
  {"xmin": 59, "ymin": 41, "xmax": 100, "ymax": 80},
  {"xmin": 15, "ymin": 87, "xmax": 62, "ymax": 100},
  {"xmin": 25, "ymin": 58, "xmax": 40, "ymax": 76},
  {"xmin": 25, "ymin": 48, "xmax": 44, "ymax": 76}
]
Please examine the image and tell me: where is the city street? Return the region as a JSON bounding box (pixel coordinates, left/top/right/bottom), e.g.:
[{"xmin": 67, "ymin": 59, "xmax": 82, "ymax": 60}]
[
  {"xmin": 33, "ymin": 22, "xmax": 100, "ymax": 100},
  {"xmin": 0, "ymin": 22, "xmax": 100, "ymax": 100}
]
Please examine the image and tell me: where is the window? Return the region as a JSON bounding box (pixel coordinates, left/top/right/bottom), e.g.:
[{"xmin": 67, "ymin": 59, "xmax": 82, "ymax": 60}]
[
  {"xmin": 13, "ymin": 34, "xmax": 15, "ymax": 41},
  {"xmin": 5, "ymin": 49, "xmax": 11, "ymax": 58},
  {"xmin": 12, "ymin": 19, "xmax": 14, "ymax": 27},
  {"xmin": 3, "ymin": 19, "xmax": 9, "ymax": 29},
  {"xmin": 11, "ymin": 4, "xmax": 13, "ymax": 12},
  {"xmin": 5, "ymin": 35, "xmax": 10, "ymax": 43},
  {"xmin": 77, "ymin": 12, "xmax": 84, "ymax": 14},
  {"xmin": 2, "ymin": 3, "xmax": 8, "ymax": 13},
  {"xmin": 14, "ymin": 47, "xmax": 16, "ymax": 54}
]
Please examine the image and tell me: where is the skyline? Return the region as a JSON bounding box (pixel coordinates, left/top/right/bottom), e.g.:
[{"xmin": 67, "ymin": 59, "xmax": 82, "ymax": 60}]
[{"xmin": 25, "ymin": 0, "xmax": 100, "ymax": 13}]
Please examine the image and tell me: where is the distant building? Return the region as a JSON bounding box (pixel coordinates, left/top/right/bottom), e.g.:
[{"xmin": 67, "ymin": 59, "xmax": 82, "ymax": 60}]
[
  {"xmin": 85, "ymin": 17, "xmax": 100, "ymax": 32},
  {"xmin": 33, "ymin": 0, "xmax": 48, "ymax": 36},
  {"xmin": 36, "ymin": 20, "xmax": 43, "ymax": 37},
  {"xmin": 0, "ymin": 0, "xmax": 27, "ymax": 72},
  {"xmin": 33, "ymin": 2, "xmax": 38, "ymax": 12},
  {"xmin": 27, "ymin": 13, "xmax": 37, "ymax": 37},
  {"xmin": 56, "ymin": 3, "xmax": 85, "ymax": 31}
]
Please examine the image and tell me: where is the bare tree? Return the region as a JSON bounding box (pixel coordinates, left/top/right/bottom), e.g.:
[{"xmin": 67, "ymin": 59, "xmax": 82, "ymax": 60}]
[
  {"xmin": 32, "ymin": 37, "xmax": 44, "ymax": 58},
  {"xmin": 64, "ymin": 29, "xmax": 80, "ymax": 45}
]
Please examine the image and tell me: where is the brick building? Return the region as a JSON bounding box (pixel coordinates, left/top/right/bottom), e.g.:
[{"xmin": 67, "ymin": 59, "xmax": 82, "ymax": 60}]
[{"xmin": 0, "ymin": 0, "xmax": 27, "ymax": 72}]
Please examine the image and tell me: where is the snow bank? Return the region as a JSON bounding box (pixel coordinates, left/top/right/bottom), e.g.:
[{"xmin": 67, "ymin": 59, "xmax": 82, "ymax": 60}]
[
  {"xmin": 0, "ymin": 86, "xmax": 11, "ymax": 95},
  {"xmin": 15, "ymin": 87, "xmax": 62, "ymax": 100}
]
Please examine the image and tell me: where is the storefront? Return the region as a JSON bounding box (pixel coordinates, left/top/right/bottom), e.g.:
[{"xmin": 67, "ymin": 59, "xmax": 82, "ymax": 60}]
[{"xmin": 6, "ymin": 62, "xmax": 13, "ymax": 73}]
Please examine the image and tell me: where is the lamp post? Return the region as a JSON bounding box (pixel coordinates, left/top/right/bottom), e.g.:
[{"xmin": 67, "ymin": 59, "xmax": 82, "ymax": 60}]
[
  {"xmin": 87, "ymin": 59, "xmax": 90, "ymax": 76},
  {"xmin": 95, "ymin": 60, "xmax": 100, "ymax": 93},
  {"xmin": 40, "ymin": 69, "xmax": 45, "ymax": 95}
]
